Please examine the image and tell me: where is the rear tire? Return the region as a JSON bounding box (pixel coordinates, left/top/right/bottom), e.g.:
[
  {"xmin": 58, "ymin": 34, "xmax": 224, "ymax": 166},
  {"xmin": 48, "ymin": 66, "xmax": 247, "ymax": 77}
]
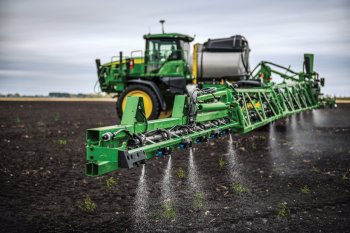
[{"xmin": 116, "ymin": 84, "xmax": 160, "ymax": 120}]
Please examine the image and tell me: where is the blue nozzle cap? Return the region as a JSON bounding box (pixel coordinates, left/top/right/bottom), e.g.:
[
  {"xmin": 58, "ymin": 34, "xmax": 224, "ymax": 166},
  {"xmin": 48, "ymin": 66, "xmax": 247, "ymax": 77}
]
[{"xmin": 156, "ymin": 150, "xmax": 164, "ymax": 157}]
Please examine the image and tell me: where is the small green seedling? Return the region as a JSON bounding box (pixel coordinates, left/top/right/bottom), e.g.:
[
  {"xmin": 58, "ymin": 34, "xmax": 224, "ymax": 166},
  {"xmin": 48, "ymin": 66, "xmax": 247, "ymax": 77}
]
[
  {"xmin": 162, "ymin": 202, "xmax": 176, "ymax": 220},
  {"xmin": 175, "ymin": 167, "xmax": 186, "ymax": 180},
  {"xmin": 300, "ymin": 185, "xmax": 311, "ymax": 194},
  {"xmin": 53, "ymin": 112, "xmax": 60, "ymax": 121},
  {"xmin": 218, "ymin": 157, "xmax": 225, "ymax": 170},
  {"xmin": 15, "ymin": 116, "xmax": 21, "ymax": 124},
  {"xmin": 57, "ymin": 139, "xmax": 67, "ymax": 145},
  {"xmin": 193, "ymin": 192, "xmax": 204, "ymax": 210},
  {"xmin": 251, "ymin": 142, "xmax": 257, "ymax": 150},
  {"xmin": 342, "ymin": 172, "xmax": 349, "ymax": 180},
  {"xmin": 310, "ymin": 166, "xmax": 320, "ymax": 173},
  {"xmin": 277, "ymin": 202, "xmax": 289, "ymax": 217},
  {"xmin": 78, "ymin": 195, "xmax": 97, "ymax": 212},
  {"xmin": 231, "ymin": 183, "xmax": 248, "ymax": 193},
  {"xmin": 106, "ymin": 177, "xmax": 117, "ymax": 190}
]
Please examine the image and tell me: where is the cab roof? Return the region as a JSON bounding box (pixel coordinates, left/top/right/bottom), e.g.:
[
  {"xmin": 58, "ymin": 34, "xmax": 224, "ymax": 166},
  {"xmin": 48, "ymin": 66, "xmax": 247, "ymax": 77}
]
[{"xmin": 143, "ymin": 33, "xmax": 194, "ymax": 42}]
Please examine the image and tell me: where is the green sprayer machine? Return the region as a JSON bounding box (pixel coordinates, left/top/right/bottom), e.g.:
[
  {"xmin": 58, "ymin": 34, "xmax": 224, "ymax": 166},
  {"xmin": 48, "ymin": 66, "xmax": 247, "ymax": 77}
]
[
  {"xmin": 87, "ymin": 37, "xmax": 329, "ymax": 176},
  {"xmin": 95, "ymin": 21, "xmax": 251, "ymax": 119}
]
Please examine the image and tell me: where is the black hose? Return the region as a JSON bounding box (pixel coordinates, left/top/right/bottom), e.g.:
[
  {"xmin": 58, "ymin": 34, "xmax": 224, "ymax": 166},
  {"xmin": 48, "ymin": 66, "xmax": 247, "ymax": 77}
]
[
  {"xmin": 200, "ymin": 87, "xmax": 217, "ymax": 95},
  {"xmin": 260, "ymin": 61, "xmax": 299, "ymax": 75},
  {"xmin": 241, "ymin": 51, "xmax": 250, "ymax": 76},
  {"xmin": 129, "ymin": 134, "xmax": 144, "ymax": 147},
  {"xmin": 102, "ymin": 128, "xmax": 132, "ymax": 141}
]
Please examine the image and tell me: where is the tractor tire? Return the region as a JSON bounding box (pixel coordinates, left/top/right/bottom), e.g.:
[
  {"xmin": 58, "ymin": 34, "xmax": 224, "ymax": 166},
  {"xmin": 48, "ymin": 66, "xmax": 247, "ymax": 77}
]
[{"xmin": 116, "ymin": 84, "xmax": 160, "ymax": 120}]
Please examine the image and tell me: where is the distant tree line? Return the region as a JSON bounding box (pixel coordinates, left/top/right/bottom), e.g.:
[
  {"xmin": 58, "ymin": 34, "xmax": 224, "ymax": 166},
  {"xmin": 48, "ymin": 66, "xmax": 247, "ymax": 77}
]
[{"xmin": 0, "ymin": 92, "xmax": 108, "ymax": 98}]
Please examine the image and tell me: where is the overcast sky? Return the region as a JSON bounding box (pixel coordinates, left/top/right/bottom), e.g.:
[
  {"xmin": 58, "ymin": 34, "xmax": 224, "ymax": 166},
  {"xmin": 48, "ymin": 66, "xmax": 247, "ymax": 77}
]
[{"xmin": 0, "ymin": 0, "xmax": 349, "ymax": 96}]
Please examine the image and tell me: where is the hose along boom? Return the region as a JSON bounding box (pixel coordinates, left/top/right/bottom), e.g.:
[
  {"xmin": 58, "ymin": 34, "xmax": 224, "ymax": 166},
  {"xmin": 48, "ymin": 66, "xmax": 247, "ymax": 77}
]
[{"xmin": 86, "ymin": 54, "xmax": 326, "ymax": 176}]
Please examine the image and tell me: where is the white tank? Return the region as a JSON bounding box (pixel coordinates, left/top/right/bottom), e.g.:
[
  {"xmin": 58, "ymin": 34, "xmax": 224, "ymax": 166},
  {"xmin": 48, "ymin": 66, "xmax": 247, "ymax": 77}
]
[{"xmin": 196, "ymin": 35, "xmax": 250, "ymax": 81}]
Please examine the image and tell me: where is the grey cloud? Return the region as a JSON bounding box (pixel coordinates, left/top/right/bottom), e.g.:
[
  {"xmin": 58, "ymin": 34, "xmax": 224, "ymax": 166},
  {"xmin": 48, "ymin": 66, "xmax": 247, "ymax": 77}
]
[{"xmin": 0, "ymin": 0, "xmax": 349, "ymax": 95}]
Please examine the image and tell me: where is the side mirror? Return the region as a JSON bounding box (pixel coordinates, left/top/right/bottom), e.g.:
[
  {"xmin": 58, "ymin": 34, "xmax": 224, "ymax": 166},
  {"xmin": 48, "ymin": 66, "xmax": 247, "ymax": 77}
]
[{"xmin": 320, "ymin": 77, "xmax": 325, "ymax": 87}]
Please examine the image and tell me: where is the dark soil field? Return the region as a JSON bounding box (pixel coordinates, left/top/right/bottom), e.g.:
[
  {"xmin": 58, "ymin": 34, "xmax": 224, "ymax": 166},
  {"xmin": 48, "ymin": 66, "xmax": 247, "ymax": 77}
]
[{"xmin": 0, "ymin": 101, "xmax": 349, "ymax": 233}]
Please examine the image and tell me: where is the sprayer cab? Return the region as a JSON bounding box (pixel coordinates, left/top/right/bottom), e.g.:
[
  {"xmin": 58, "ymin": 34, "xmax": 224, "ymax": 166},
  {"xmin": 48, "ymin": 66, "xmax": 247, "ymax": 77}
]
[
  {"xmin": 143, "ymin": 33, "xmax": 194, "ymax": 75},
  {"xmin": 96, "ymin": 33, "xmax": 194, "ymax": 92}
]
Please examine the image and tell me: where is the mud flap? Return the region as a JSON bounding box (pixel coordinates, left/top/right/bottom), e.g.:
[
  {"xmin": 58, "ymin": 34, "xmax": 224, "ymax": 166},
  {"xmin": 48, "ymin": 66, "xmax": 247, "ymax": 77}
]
[{"xmin": 160, "ymin": 77, "xmax": 186, "ymax": 94}]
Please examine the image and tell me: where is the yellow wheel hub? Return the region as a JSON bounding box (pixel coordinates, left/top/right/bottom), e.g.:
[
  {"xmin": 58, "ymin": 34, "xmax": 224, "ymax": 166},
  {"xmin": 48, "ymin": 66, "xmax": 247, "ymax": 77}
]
[{"xmin": 122, "ymin": 90, "xmax": 153, "ymax": 118}]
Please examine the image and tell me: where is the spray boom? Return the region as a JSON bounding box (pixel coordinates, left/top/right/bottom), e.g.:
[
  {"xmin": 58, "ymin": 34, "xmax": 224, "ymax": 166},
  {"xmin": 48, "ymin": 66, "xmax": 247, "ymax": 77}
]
[{"xmin": 85, "ymin": 54, "xmax": 329, "ymax": 176}]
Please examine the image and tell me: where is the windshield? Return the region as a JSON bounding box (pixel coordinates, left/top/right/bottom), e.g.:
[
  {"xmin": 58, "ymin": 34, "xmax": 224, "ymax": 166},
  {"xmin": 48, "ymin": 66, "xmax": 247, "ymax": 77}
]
[
  {"xmin": 180, "ymin": 40, "xmax": 190, "ymax": 64},
  {"xmin": 146, "ymin": 39, "xmax": 187, "ymax": 73}
]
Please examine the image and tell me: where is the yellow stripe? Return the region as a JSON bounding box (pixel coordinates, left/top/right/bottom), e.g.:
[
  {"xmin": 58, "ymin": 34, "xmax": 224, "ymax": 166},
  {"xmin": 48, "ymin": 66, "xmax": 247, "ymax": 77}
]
[
  {"xmin": 105, "ymin": 57, "xmax": 144, "ymax": 66},
  {"xmin": 192, "ymin": 44, "xmax": 198, "ymax": 84}
]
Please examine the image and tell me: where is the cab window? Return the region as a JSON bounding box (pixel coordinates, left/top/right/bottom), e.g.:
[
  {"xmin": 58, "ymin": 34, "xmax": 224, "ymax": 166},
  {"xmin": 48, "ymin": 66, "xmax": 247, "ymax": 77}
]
[{"xmin": 146, "ymin": 39, "xmax": 181, "ymax": 72}]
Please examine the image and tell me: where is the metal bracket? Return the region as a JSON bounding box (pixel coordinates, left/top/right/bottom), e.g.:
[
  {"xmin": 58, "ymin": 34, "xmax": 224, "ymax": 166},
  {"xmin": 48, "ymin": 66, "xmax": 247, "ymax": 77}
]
[{"xmin": 118, "ymin": 150, "xmax": 146, "ymax": 169}]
